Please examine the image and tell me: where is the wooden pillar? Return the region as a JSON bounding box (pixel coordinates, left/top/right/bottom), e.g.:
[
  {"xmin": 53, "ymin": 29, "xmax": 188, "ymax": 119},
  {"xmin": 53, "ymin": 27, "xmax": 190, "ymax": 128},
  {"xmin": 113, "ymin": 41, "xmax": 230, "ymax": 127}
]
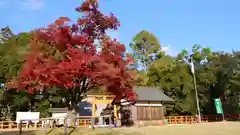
[
  {"xmin": 148, "ymin": 101, "xmax": 151, "ymax": 121},
  {"xmin": 92, "ymin": 103, "xmax": 95, "ymax": 117},
  {"xmin": 131, "ymin": 106, "xmax": 137, "ymax": 121},
  {"xmin": 161, "ymin": 106, "xmax": 164, "ymax": 120},
  {"xmin": 34, "ymin": 122, "xmax": 37, "ymax": 129},
  {"xmin": 109, "ymin": 116, "xmax": 112, "ymax": 125},
  {"xmin": 26, "ymin": 122, "xmax": 29, "ymax": 129},
  {"xmin": 114, "ymin": 105, "xmax": 118, "ymax": 120},
  {"xmin": 92, "ymin": 97, "xmax": 95, "ymax": 117},
  {"xmin": 1, "ymin": 121, "xmax": 3, "ymax": 129},
  {"xmin": 9, "ymin": 122, "xmax": 12, "ymax": 129}
]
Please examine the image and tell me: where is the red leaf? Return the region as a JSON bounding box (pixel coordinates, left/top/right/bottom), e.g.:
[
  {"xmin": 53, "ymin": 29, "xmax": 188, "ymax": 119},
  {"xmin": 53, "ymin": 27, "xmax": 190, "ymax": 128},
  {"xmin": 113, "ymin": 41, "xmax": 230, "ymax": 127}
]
[
  {"xmin": 59, "ymin": 17, "xmax": 71, "ymax": 22},
  {"xmin": 14, "ymin": 0, "xmax": 136, "ymax": 100},
  {"xmin": 55, "ymin": 17, "xmax": 70, "ymax": 25}
]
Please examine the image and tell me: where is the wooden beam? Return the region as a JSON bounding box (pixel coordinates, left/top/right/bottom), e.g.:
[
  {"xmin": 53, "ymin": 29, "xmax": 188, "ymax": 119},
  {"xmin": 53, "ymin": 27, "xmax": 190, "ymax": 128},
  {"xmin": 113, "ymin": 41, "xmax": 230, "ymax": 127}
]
[
  {"xmin": 92, "ymin": 97, "xmax": 96, "ymax": 116},
  {"xmin": 114, "ymin": 105, "xmax": 118, "ymax": 120},
  {"xmin": 92, "ymin": 103, "xmax": 95, "ymax": 116},
  {"xmin": 87, "ymin": 95, "xmax": 115, "ymax": 98},
  {"xmin": 89, "ymin": 100, "xmax": 113, "ymax": 104}
]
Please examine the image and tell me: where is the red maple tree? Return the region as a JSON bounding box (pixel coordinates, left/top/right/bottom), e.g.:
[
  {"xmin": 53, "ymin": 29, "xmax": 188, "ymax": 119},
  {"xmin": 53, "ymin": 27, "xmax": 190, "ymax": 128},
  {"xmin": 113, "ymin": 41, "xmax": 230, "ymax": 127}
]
[{"xmin": 10, "ymin": 0, "xmax": 136, "ymax": 107}]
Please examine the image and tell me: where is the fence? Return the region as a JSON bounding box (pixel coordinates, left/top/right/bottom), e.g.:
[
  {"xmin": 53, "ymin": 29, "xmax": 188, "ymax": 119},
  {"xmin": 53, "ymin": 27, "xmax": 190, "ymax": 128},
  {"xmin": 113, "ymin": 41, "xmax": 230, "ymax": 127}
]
[
  {"xmin": 0, "ymin": 118, "xmax": 92, "ymax": 130},
  {"xmin": 0, "ymin": 114, "xmax": 240, "ymax": 130},
  {"xmin": 165, "ymin": 114, "xmax": 240, "ymax": 124},
  {"xmin": 17, "ymin": 115, "xmax": 112, "ymax": 135}
]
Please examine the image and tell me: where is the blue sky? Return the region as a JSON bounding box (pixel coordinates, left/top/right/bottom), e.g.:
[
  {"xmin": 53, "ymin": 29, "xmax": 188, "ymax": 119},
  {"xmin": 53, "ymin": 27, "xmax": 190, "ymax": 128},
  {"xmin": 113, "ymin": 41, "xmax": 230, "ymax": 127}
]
[{"xmin": 0, "ymin": 0, "xmax": 239, "ymax": 55}]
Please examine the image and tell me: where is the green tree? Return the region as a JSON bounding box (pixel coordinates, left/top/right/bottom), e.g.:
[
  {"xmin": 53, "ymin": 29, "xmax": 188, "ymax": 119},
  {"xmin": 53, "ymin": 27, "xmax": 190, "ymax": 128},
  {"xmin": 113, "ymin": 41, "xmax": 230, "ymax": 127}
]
[
  {"xmin": 223, "ymin": 51, "xmax": 240, "ymax": 114},
  {"xmin": 196, "ymin": 51, "xmax": 240, "ymax": 114},
  {"xmin": 0, "ymin": 26, "xmax": 14, "ymax": 43},
  {"xmin": 130, "ymin": 30, "xmax": 160, "ymax": 70},
  {"xmin": 0, "ymin": 32, "xmax": 29, "ymax": 80},
  {"xmin": 0, "ymin": 30, "xmax": 31, "ymax": 120},
  {"xmin": 0, "ymin": 32, "xmax": 37, "ymax": 120},
  {"xmin": 148, "ymin": 56, "xmax": 196, "ymax": 115},
  {"xmin": 135, "ymin": 70, "xmax": 149, "ymax": 86},
  {"xmin": 178, "ymin": 45, "xmax": 214, "ymax": 114},
  {"xmin": 178, "ymin": 45, "xmax": 240, "ymax": 114}
]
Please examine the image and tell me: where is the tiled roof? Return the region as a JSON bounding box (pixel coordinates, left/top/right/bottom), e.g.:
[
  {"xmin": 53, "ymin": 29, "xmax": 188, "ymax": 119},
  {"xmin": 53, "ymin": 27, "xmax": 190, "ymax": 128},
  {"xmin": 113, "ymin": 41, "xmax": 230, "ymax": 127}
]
[
  {"xmin": 86, "ymin": 86, "xmax": 174, "ymax": 102},
  {"xmin": 133, "ymin": 86, "xmax": 174, "ymax": 102}
]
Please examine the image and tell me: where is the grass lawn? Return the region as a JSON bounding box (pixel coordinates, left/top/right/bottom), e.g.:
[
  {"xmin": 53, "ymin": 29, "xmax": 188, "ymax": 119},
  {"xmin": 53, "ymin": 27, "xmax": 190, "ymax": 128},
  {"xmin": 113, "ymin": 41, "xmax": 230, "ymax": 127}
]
[{"xmin": 1, "ymin": 122, "xmax": 240, "ymax": 135}]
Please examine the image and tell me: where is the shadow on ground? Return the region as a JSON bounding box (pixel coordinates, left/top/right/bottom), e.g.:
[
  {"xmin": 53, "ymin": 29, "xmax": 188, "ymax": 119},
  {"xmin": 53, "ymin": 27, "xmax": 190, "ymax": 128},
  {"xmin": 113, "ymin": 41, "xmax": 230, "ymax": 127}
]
[
  {"xmin": 0, "ymin": 130, "xmax": 143, "ymax": 135},
  {"xmin": 0, "ymin": 131, "xmax": 36, "ymax": 135},
  {"xmin": 94, "ymin": 131, "xmax": 144, "ymax": 135},
  {"xmin": 86, "ymin": 129, "xmax": 144, "ymax": 135}
]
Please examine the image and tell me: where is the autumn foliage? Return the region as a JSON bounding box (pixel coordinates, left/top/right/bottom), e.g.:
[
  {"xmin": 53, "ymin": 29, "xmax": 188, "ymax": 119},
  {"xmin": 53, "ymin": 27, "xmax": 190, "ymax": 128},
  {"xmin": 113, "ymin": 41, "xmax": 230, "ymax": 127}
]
[{"xmin": 11, "ymin": 0, "xmax": 136, "ymax": 100}]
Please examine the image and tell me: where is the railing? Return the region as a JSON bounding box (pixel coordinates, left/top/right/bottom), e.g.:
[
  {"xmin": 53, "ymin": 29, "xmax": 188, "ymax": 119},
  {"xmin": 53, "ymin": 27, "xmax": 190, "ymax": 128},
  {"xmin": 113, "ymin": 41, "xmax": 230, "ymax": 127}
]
[
  {"xmin": 1, "ymin": 114, "xmax": 240, "ymax": 130},
  {"xmin": 16, "ymin": 115, "xmax": 112, "ymax": 135},
  {"xmin": 165, "ymin": 114, "xmax": 240, "ymax": 124},
  {"xmin": 0, "ymin": 119, "xmax": 92, "ymax": 130},
  {"xmin": 165, "ymin": 116, "xmax": 197, "ymax": 124}
]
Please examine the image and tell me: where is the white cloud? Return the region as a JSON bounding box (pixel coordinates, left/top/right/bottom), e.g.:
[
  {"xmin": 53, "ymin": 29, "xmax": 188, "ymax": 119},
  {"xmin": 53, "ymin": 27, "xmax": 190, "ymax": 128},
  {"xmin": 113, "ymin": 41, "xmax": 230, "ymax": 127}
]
[
  {"xmin": 161, "ymin": 44, "xmax": 178, "ymax": 56},
  {"xmin": 21, "ymin": 0, "xmax": 44, "ymax": 11}
]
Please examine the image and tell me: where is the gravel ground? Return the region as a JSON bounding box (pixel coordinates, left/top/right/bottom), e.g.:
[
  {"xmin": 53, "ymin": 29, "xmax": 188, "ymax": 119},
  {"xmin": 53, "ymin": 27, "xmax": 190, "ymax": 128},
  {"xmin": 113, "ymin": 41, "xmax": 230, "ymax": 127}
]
[{"xmin": 0, "ymin": 122, "xmax": 240, "ymax": 135}]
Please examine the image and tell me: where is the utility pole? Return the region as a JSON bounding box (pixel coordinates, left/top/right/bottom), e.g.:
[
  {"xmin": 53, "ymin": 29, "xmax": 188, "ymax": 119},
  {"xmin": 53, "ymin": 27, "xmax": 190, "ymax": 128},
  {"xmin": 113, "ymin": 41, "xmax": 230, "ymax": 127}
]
[{"xmin": 190, "ymin": 55, "xmax": 201, "ymax": 122}]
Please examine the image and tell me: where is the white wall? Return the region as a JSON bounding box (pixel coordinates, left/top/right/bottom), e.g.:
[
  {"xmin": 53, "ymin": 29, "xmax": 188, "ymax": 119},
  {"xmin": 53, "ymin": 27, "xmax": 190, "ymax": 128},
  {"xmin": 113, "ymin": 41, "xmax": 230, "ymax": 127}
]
[{"xmin": 16, "ymin": 112, "xmax": 40, "ymax": 123}]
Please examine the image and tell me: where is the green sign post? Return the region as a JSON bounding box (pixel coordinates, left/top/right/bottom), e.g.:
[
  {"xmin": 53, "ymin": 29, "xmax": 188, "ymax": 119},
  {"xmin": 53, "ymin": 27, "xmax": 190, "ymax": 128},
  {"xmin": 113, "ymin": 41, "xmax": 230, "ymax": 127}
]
[
  {"xmin": 214, "ymin": 98, "xmax": 223, "ymax": 114},
  {"xmin": 214, "ymin": 98, "xmax": 224, "ymax": 121}
]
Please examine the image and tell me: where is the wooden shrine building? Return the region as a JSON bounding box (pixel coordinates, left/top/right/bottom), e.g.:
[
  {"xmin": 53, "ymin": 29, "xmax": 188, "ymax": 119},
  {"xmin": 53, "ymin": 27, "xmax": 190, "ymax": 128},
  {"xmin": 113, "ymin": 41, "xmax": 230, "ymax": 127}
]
[
  {"xmin": 131, "ymin": 86, "xmax": 173, "ymax": 122},
  {"xmin": 78, "ymin": 86, "xmax": 173, "ymax": 125}
]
